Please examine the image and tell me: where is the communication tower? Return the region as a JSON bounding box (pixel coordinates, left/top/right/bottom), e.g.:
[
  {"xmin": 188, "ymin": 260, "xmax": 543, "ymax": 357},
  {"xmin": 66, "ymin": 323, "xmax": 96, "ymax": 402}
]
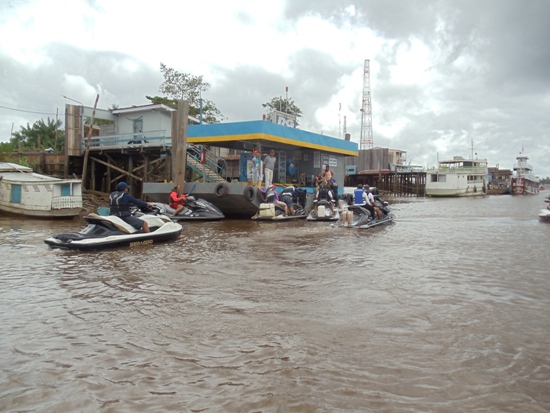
[{"xmin": 360, "ymin": 59, "xmax": 373, "ymax": 150}]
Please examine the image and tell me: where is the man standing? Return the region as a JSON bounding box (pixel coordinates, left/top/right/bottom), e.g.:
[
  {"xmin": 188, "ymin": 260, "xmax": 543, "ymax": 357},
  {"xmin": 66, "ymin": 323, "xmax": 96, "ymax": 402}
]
[
  {"xmin": 109, "ymin": 181, "xmax": 153, "ymax": 232},
  {"xmin": 263, "ymin": 150, "xmax": 276, "ymax": 189}
]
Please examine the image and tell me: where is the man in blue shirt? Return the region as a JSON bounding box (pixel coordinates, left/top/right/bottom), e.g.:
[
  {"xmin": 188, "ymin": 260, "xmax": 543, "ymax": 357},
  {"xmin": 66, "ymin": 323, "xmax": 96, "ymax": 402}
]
[{"xmin": 109, "ymin": 182, "xmax": 153, "ymax": 232}]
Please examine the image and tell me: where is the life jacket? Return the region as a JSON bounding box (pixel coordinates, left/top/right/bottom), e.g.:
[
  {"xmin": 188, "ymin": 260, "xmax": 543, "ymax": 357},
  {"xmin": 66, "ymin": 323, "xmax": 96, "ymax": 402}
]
[
  {"xmin": 318, "ymin": 188, "xmax": 331, "ymax": 201},
  {"xmin": 281, "ymin": 186, "xmax": 294, "ymax": 199},
  {"xmin": 354, "ymin": 188, "xmax": 365, "ymax": 204},
  {"xmin": 109, "ymin": 191, "xmax": 131, "ymax": 217}
]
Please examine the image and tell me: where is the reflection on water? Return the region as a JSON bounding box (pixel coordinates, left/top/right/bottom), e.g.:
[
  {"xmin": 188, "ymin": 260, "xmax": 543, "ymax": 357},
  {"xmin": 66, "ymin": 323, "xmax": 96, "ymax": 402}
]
[{"xmin": 1, "ymin": 193, "xmax": 550, "ymax": 412}]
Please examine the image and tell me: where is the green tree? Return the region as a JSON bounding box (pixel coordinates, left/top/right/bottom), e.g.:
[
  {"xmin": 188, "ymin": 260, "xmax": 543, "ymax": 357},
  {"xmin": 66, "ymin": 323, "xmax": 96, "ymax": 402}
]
[
  {"xmin": 150, "ymin": 63, "xmax": 224, "ymax": 123},
  {"xmin": 262, "ymin": 97, "xmax": 302, "ymax": 126},
  {"xmin": 11, "ymin": 117, "xmax": 65, "ymax": 152}
]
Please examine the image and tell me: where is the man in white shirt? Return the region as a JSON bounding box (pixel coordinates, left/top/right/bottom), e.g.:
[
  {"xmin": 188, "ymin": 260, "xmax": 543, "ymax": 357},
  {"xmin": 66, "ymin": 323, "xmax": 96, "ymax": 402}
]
[{"xmin": 263, "ymin": 150, "xmax": 276, "ymax": 189}]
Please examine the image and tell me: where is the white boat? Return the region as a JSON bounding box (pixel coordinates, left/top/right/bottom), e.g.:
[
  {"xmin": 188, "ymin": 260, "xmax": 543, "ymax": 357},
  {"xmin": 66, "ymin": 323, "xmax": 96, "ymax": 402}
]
[
  {"xmin": 425, "ymin": 156, "xmax": 488, "ymax": 197},
  {"xmin": 0, "ymin": 162, "xmax": 82, "ymax": 218},
  {"xmin": 511, "ymin": 150, "xmax": 540, "ymax": 195}
]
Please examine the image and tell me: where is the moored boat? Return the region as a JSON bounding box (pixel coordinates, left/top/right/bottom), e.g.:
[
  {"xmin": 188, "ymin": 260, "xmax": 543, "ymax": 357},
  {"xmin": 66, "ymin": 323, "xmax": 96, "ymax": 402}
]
[
  {"xmin": 0, "ymin": 162, "xmax": 82, "ymax": 218},
  {"xmin": 510, "ymin": 149, "xmax": 540, "ymax": 195},
  {"xmin": 425, "ymin": 156, "xmax": 488, "ymax": 197}
]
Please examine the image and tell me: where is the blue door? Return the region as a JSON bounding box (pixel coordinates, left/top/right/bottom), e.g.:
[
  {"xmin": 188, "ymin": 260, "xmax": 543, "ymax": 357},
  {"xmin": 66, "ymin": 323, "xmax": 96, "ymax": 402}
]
[
  {"xmin": 11, "ymin": 184, "xmax": 22, "ymax": 203},
  {"xmin": 61, "ymin": 184, "xmax": 71, "ymax": 196}
]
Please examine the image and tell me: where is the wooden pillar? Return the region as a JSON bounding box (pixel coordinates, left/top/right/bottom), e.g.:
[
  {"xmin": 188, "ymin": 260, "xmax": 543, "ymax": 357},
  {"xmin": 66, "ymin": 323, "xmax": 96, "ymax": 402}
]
[
  {"xmin": 91, "ymin": 159, "xmax": 96, "ymax": 191},
  {"xmin": 143, "ymin": 154, "xmax": 149, "ymax": 184},
  {"xmin": 173, "ymin": 100, "xmax": 189, "ymax": 186},
  {"xmin": 128, "ymin": 155, "xmax": 134, "ymax": 194}
]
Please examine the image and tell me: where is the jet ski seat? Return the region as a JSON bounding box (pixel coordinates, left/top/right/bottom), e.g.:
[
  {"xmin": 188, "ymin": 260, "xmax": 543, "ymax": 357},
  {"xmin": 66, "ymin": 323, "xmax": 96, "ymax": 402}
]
[{"xmin": 86, "ymin": 213, "xmax": 138, "ymax": 234}]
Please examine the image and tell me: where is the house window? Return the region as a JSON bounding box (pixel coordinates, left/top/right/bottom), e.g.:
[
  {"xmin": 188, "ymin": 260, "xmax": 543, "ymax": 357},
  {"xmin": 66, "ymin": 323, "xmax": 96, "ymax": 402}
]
[{"xmin": 133, "ymin": 119, "xmax": 143, "ymax": 134}]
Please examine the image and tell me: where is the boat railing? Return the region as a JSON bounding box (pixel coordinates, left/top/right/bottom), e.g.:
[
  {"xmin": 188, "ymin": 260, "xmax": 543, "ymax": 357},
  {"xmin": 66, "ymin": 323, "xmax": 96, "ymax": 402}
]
[
  {"xmin": 52, "ymin": 196, "xmax": 83, "ymax": 209},
  {"xmin": 81, "ymin": 130, "xmax": 169, "ymax": 153},
  {"xmin": 427, "ymin": 165, "xmax": 488, "ymax": 174},
  {"xmin": 513, "ymin": 162, "xmax": 533, "ymax": 171}
]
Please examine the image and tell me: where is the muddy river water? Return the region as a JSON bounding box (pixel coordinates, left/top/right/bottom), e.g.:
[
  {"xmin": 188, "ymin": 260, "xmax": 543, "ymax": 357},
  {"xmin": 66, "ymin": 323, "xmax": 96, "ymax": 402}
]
[{"xmin": 1, "ymin": 193, "xmax": 549, "ymax": 412}]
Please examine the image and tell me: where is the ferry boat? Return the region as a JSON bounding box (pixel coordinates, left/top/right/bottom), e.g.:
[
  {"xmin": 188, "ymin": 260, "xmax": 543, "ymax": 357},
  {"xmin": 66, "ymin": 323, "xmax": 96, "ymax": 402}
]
[
  {"xmin": 0, "ymin": 162, "xmax": 82, "ymax": 218},
  {"xmin": 510, "ymin": 150, "xmax": 540, "ymax": 195},
  {"xmin": 425, "ymin": 156, "xmax": 488, "ymax": 197}
]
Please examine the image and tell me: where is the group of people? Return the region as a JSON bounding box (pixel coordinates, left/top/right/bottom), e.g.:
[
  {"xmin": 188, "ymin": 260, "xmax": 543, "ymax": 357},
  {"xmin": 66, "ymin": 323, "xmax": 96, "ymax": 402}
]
[
  {"xmin": 353, "ymin": 183, "xmax": 383, "ymax": 221},
  {"xmin": 263, "ymin": 184, "xmax": 296, "ymax": 216},
  {"xmin": 251, "ymin": 149, "xmax": 278, "ymax": 190},
  {"xmin": 108, "ymin": 182, "xmax": 189, "ymax": 233}
]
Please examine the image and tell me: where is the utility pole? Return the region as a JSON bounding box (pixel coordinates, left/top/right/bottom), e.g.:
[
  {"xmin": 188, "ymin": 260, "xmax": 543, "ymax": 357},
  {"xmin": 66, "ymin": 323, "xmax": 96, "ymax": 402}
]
[{"xmin": 81, "ymin": 94, "xmax": 100, "ymax": 190}]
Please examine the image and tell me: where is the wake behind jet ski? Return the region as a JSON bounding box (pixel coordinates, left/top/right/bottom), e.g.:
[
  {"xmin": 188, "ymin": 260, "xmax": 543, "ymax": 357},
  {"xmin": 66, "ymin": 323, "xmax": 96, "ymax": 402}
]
[{"xmin": 44, "ymin": 206, "xmax": 183, "ymax": 251}]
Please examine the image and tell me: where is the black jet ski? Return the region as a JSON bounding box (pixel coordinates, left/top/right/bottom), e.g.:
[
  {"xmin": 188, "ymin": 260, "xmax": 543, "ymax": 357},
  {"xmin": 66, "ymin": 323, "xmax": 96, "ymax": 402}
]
[
  {"xmin": 44, "ymin": 206, "xmax": 183, "ymax": 251},
  {"xmin": 332, "ymin": 197, "xmax": 395, "ymax": 229},
  {"xmin": 152, "ymin": 196, "xmax": 224, "ymax": 221}
]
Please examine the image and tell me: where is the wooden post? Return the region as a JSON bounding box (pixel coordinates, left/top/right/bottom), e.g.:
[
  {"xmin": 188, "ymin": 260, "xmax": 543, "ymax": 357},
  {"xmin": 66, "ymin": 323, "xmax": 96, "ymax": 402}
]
[
  {"xmin": 81, "ymin": 94, "xmax": 100, "ymax": 190},
  {"xmin": 173, "ymin": 100, "xmax": 189, "ymax": 187}
]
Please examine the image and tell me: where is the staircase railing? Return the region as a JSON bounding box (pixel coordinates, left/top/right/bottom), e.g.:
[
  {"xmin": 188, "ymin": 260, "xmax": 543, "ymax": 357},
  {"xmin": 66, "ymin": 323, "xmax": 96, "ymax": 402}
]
[{"xmin": 187, "ymin": 145, "xmax": 227, "ymax": 183}]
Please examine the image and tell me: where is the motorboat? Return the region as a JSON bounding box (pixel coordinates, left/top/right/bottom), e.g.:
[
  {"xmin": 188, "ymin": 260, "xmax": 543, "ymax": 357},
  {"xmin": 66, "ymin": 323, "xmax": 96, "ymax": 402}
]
[
  {"xmin": 44, "ymin": 208, "xmax": 183, "ymax": 251},
  {"xmin": 251, "ymin": 202, "xmax": 307, "ymax": 221},
  {"xmin": 332, "ymin": 197, "xmax": 395, "ymax": 229},
  {"xmin": 152, "ymin": 196, "xmax": 224, "ymax": 221},
  {"xmin": 306, "ymin": 200, "xmax": 340, "ymax": 221},
  {"xmin": 511, "ymin": 149, "xmax": 540, "ymax": 195},
  {"xmin": 0, "ymin": 162, "xmax": 82, "ymax": 218}
]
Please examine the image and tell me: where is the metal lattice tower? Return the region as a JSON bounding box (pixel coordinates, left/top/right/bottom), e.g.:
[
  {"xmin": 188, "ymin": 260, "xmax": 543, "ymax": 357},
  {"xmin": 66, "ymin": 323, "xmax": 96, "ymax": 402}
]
[{"xmin": 360, "ymin": 59, "xmax": 373, "ymax": 150}]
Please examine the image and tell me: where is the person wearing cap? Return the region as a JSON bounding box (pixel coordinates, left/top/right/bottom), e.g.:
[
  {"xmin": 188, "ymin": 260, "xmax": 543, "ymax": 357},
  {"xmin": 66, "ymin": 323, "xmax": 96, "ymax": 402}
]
[
  {"xmin": 264, "ymin": 184, "xmax": 288, "ymax": 214},
  {"xmin": 109, "ymin": 181, "xmax": 154, "ymax": 232},
  {"xmin": 263, "ymin": 150, "xmax": 276, "ymax": 190}
]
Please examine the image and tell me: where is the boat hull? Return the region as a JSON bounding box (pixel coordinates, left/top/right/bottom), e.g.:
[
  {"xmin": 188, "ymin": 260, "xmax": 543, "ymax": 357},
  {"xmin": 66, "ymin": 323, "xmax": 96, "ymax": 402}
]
[{"xmin": 511, "ymin": 177, "xmax": 540, "ymax": 195}]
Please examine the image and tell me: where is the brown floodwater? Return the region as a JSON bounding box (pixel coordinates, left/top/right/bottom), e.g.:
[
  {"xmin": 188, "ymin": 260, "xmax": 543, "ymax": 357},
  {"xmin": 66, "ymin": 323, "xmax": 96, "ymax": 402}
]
[{"xmin": 1, "ymin": 193, "xmax": 549, "ymax": 412}]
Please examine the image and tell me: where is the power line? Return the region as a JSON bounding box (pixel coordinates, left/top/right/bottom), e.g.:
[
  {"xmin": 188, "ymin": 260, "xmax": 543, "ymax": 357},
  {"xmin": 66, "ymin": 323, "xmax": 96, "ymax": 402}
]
[{"xmin": 0, "ymin": 104, "xmax": 61, "ymax": 116}]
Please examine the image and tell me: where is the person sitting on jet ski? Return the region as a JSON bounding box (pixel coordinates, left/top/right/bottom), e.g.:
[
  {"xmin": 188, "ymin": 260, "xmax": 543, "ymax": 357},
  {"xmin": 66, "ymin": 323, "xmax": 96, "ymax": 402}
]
[
  {"xmin": 264, "ymin": 184, "xmax": 288, "ymax": 215},
  {"xmin": 364, "ymin": 185, "xmax": 383, "ymax": 220},
  {"xmin": 313, "ymin": 183, "xmax": 335, "ymax": 216},
  {"xmin": 280, "ymin": 185, "xmax": 296, "ymax": 216},
  {"xmin": 169, "ymin": 184, "xmax": 187, "ymax": 216},
  {"xmin": 109, "ymin": 181, "xmax": 153, "ymax": 233}
]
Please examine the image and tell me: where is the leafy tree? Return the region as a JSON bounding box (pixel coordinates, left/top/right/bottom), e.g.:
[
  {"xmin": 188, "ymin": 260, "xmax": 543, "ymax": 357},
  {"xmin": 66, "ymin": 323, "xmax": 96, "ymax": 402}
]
[
  {"xmin": 262, "ymin": 97, "xmax": 303, "ymax": 126},
  {"xmin": 150, "ymin": 63, "xmax": 224, "ymax": 123},
  {"xmin": 10, "ymin": 117, "xmax": 65, "ymax": 152}
]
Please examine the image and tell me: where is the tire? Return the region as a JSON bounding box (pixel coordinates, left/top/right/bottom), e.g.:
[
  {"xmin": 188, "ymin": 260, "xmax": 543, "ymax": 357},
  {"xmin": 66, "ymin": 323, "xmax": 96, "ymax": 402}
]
[
  {"xmin": 257, "ymin": 188, "xmax": 266, "ymax": 203},
  {"xmin": 214, "ymin": 182, "xmax": 229, "ymax": 197},
  {"xmin": 243, "ymin": 185, "xmax": 257, "ymax": 202}
]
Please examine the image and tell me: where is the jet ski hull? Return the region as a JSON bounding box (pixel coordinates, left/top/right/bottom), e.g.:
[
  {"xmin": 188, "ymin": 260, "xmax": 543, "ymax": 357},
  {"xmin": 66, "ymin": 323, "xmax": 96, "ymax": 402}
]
[{"xmin": 44, "ymin": 213, "xmax": 183, "ymax": 251}]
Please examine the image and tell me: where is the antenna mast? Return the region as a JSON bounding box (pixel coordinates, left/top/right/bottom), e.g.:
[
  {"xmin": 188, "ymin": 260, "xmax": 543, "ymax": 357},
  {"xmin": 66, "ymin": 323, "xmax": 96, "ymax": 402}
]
[{"xmin": 360, "ymin": 59, "xmax": 373, "ymax": 150}]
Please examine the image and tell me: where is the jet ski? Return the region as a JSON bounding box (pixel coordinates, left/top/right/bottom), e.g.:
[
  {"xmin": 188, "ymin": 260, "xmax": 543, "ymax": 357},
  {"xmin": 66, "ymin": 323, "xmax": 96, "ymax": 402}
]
[
  {"xmin": 152, "ymin": 196, "xmax": 224, "ymax": 221},
  {"xmin": 252, "ymin": 202, "xmax": 307, "ymax": 221},
  {"xmin": 332, "ymin": 197, "xmax": 395, "ymax": 229},
  {"xmin": 306, "ymin": 199, "xmax": 340, "ymax": 221},
  {"xmin": 44, "ymin": 206, "xmax": 183, "ymax": 251},
  {"xmin": 539, "ymin": 201, "xmax": 550, "ymax": 223},
  {"xmin": 253, "ymin": 185, "xmax": 307, "ymax": 221}
]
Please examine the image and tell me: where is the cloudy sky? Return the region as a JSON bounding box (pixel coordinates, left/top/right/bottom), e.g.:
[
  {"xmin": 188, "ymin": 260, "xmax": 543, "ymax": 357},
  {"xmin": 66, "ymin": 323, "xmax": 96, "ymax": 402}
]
[{"xmin": 1, "ymin": 0, "xmax": 549, "ymax": 177}]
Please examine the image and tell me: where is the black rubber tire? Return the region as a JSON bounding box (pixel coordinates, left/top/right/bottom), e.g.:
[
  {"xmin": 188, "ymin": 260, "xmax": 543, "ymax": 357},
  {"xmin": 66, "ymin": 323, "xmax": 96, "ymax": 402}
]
[
  {"xmin": 214, "ymin": 182, "xmax": 229, "ymax": 197},
  {"xmin": 243, "ymin": 185, "xmax": 257, "ymax": 202}
]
